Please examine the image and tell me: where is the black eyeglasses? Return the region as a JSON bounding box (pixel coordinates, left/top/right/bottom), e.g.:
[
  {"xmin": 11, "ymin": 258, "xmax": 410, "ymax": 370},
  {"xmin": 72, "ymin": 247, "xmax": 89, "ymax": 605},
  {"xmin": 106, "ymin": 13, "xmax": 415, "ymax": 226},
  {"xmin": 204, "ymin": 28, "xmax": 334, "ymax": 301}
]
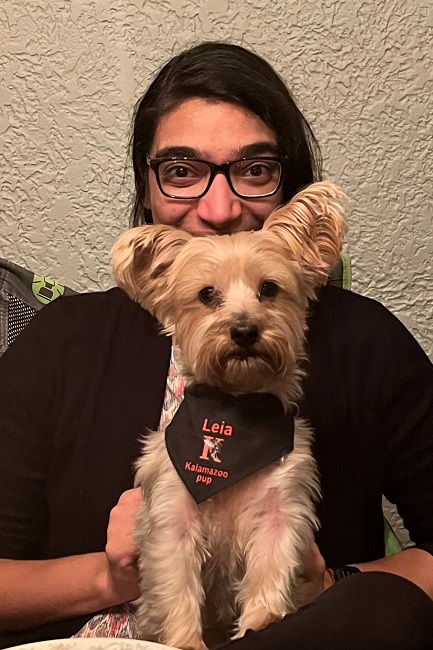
[{"xmin": 146, "ymin": 155, "xmax": 287, "ymax": 199}]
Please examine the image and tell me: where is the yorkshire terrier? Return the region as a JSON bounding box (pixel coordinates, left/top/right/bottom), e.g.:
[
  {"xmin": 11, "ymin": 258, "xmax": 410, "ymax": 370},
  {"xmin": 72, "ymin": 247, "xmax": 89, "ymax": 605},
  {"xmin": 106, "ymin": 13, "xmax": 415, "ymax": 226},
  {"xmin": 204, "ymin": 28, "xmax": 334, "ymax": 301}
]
[{"xmin": 111, "ymin": 181, "xmax": 347, "ymax": 650}]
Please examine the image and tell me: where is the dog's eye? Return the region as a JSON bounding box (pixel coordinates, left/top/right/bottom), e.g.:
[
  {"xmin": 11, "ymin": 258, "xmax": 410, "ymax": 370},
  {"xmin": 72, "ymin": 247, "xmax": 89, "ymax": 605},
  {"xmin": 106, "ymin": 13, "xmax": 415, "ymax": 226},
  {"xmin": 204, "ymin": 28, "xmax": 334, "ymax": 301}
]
[
  {"xmin": 199, "ymin": 286, "xmax": 217, "ymax": 306},
  {"xmin": 259, "ymin": 281, "xmax": 279, "ymax": 300}
]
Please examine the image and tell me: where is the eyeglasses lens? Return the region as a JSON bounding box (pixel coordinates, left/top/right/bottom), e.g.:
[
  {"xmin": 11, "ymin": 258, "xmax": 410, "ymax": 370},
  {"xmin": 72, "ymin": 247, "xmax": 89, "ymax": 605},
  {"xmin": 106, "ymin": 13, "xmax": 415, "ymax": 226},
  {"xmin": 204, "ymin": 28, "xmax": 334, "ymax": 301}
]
[
  {"xmin": 157, "ymin": 160, "xmax": 210, "ymax": 198},
  {"xmin": 230, "ymin": 159, "xmax": 281, "ymax": 197}
]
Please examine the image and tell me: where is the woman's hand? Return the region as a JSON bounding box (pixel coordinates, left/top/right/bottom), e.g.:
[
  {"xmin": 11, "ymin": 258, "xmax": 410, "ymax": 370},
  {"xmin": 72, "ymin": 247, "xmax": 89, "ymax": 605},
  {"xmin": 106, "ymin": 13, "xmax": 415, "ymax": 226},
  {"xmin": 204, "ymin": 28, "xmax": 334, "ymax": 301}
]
[
  {"xmin": 104, "ymin": 487, "xmax": 143, "ymax": 604},
  {"xmin": 299, "ymin": 542, "xmax": 334, "ymax": 604}
]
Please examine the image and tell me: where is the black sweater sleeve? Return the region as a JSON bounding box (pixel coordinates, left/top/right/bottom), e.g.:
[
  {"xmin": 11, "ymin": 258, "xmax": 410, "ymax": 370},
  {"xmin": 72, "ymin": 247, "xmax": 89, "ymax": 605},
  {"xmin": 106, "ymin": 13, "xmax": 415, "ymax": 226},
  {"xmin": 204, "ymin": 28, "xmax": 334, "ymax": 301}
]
[
  {"xmin": 0, "ymin": 288, "xmax": 172, "ymax": 562},
  {"xmin": 304, "ymin": 286, "xmax": 433, "ymax": 563},
  {"xmin": 344, "ymin": 293, "xmax": 433, "ymax": 548},
  {"xmin": 331, "ymin": 288, "xmax": 433, "ymax": 549},
  {"xmin": 0, "ymin": 295, "xmax": 63, "ymax": 558},
  {"xmin": 373, "ymin": 309, "xmax": 433, "ymax": 549}
]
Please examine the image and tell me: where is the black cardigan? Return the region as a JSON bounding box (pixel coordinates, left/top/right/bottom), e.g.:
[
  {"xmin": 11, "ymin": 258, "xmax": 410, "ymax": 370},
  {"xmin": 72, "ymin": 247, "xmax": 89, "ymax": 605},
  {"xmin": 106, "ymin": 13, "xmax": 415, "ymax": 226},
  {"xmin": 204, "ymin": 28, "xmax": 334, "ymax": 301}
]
[{"xmin": 1, "ymin": 285, "xmax": 433, "ymax": 645}]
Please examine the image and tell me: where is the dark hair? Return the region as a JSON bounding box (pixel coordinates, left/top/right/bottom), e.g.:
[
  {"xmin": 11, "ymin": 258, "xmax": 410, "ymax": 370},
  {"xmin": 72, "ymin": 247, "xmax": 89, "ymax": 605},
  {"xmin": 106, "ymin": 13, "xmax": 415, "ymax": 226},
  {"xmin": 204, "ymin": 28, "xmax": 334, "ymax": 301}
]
[{"xmin": 130, "ymin": 41, "xmax": 322, "ymax": 226}]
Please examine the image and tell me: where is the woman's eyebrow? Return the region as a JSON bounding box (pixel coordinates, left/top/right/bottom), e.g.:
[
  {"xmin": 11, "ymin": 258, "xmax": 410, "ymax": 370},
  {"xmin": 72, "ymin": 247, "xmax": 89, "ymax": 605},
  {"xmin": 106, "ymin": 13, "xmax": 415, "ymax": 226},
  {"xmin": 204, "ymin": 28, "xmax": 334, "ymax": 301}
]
[
  {"xmin": 154, "ymin": 146, "xmax": 199, "ymax": 158},
  {"xmin": 153, "ymin": 142, "xmax": 279, "ymax": 160},
  {"xmin": 237, "ymin": 142, "xmax": 279, "ymax": 158}
]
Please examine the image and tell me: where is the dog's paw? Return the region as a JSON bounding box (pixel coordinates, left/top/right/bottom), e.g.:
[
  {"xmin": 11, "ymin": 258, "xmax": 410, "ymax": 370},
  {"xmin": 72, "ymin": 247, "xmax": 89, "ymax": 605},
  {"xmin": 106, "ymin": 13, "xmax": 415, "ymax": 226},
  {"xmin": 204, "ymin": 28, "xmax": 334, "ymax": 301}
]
[
  {"xmin": 161, "ymin": 632, "xmax": 207, "ymax": 650},
  {"xmin": 232, "ymin": 610, "xmax": 282, "ymax": 639}
]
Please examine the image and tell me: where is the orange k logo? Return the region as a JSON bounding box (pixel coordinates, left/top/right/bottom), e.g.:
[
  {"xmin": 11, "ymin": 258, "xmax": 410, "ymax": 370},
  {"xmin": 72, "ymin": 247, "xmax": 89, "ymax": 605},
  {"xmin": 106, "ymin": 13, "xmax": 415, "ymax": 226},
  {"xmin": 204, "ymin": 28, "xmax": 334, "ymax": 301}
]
[{"xmin": 200, "ymin": 436, "xmax": 224, "ymax": 463}]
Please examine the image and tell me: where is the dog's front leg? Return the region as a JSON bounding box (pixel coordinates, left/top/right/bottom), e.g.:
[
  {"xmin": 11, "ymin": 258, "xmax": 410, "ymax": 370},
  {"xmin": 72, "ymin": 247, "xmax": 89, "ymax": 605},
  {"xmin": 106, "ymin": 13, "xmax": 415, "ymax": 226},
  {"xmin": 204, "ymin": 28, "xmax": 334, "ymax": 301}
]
[
  {"xmin": 136, "ymin": 457, "xmax": 208, "ymax": 649},
  {"xmin": 233, "ymin": 484, "xmax": 313, "ymax": 638}
]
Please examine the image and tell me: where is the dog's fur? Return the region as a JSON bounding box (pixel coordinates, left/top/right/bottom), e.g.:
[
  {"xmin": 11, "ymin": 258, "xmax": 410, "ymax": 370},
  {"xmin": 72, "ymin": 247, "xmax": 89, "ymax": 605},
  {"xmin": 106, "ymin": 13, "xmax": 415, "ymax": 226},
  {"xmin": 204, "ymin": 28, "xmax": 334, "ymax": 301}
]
[{"xmin": 111, "ymin": 181, "xmax": 347, "ymax": 650}]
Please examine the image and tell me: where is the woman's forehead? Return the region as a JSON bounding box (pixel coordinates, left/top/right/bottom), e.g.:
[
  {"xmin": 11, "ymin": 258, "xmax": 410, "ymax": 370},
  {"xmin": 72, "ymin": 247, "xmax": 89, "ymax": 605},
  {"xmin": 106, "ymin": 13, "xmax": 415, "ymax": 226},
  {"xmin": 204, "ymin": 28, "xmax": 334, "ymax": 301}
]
[{"xmin": 151, "ymin": 98, "xmax": 278, "ymax": 162}]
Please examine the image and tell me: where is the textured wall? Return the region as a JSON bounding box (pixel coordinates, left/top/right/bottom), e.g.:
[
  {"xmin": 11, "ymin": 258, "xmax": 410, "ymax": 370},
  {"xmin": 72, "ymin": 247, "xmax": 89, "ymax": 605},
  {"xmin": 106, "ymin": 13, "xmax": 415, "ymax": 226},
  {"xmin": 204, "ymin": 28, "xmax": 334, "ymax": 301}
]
[{"xmin": 1, "ymin": 0, "xmax": 432, "ymax": 357}]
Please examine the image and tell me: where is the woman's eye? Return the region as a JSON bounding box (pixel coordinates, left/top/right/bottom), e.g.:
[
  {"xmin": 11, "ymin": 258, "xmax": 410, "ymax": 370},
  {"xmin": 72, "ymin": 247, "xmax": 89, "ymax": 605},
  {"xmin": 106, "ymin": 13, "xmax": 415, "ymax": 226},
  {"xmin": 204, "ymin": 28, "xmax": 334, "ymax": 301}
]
[
  {"xmin": 248, "ymin": 164, "xmax": 265, "ymax": 177},
  {"xmin": 240, "ymin": 163, "xmax": 268, "ymax": 179},
  {"xmin": 236, "ymin": 160, "xmax": 278, "ymax": 180},
  {"xmin": 172, "ymin": 166, "xmax": 190, "ymax": 178},
  {"xmin": 259, "ymin": 281, "xmax": 279, "ymax": 299},
  {"xmin": 159, "ymin": 161, "xmax": 204, "ymax": 185},
  {"xmin": 164, "ymin": 164, "xmax": 194, "ymax": 178},
  {"xmin": 199, "ymin": 286, "xmax": 217, "ymax": 306}
]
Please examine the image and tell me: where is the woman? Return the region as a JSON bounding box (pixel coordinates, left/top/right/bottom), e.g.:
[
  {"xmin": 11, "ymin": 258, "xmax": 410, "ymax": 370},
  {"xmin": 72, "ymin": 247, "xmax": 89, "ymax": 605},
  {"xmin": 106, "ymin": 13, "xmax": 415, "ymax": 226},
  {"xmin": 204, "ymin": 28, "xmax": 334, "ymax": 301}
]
[{"xmin": 1, "ymin": 42, "xmax": 433, "ymax": 649}]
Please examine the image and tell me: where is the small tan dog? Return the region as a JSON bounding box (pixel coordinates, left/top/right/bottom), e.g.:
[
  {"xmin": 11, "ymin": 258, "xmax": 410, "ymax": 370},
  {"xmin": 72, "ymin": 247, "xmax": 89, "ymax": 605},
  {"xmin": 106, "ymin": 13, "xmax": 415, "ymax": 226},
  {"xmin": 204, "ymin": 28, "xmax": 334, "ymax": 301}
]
[{"xmin": 111, "ymin": 181, "xmax": 347, "ymax": 650}]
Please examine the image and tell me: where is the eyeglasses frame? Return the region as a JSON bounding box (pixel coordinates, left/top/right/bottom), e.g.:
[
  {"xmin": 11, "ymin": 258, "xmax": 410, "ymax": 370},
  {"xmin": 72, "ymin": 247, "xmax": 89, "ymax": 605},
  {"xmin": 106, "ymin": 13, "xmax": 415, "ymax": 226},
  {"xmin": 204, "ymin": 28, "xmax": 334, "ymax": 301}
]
[{"xmin": 146, "ymin": 154, "xmax": 288, "ymax": 200}]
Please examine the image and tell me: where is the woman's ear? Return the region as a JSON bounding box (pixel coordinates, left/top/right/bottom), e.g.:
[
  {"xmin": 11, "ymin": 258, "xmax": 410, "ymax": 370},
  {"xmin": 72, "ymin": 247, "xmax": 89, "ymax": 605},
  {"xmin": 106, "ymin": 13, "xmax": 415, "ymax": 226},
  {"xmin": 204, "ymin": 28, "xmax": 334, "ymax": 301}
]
[
  {"xmin": 263, "ymin": 181, "xmax": 348, "ymax": 291},
  {"xmin": 111, "ymin": 225, "xmax": 191, "ymax": 312}
]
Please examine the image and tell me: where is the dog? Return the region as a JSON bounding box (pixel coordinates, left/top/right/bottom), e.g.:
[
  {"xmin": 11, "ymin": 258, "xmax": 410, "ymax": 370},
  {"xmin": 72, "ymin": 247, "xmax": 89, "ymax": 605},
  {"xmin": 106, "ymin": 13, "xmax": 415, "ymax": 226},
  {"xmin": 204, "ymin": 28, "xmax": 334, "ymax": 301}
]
[{"xmin": 111, "ymin": 181, "xmax": 347, "ymax": 650}]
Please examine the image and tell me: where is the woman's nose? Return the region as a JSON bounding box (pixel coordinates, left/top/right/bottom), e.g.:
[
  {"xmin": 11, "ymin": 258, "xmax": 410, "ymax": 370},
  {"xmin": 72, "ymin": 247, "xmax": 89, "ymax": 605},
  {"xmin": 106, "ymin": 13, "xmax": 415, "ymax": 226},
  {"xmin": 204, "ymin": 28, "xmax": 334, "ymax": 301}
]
[{"xmin": 195, "ymin": 173, "xmax": 242, "ymax": 230}]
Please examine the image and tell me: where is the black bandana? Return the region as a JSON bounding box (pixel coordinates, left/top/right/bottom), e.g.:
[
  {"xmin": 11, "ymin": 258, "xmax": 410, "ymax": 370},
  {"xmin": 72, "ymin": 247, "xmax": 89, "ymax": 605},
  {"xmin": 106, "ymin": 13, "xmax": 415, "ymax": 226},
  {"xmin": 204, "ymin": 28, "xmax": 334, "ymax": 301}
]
[{"xmin": 165, "ymin": 384, "xmax": 295, "ymax": 504}]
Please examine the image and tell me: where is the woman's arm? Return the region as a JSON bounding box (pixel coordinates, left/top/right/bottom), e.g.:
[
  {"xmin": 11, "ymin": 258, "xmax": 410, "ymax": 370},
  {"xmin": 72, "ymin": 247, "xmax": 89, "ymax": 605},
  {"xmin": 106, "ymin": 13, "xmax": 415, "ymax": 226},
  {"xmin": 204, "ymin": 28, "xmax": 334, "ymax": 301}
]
[
  {"xmin": 302, "ymin": 545, "xmax": 433, "ymax": 604},
  {"xmin": 351, "ymin": 548, "xmax": 433, "ymax": 598},
  {"xmin": 0, "ymin": 488, "xmax": 142, "ymax": 632},
  {"xmin": 0, "ymin": 296, "xmax": 140, "ymax": 632},
  {"xmin": 303, "ymin": 295, "xmax": 433, "ymax": 601},
  {"xmin": 0, "ymin": 554, "xmax": 122, "ymax": 632},
  {"xmin": 0, "ymin": 291, "xmax": 166, "ymax": 637}
]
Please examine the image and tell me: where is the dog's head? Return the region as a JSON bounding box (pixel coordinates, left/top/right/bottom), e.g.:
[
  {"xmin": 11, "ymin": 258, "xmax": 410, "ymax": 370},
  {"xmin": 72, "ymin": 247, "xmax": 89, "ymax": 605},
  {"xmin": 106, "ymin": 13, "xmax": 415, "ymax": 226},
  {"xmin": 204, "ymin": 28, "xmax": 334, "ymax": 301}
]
[{"xmin": 111, "ymin": 181, "xmax": 347, "ymax": 397}]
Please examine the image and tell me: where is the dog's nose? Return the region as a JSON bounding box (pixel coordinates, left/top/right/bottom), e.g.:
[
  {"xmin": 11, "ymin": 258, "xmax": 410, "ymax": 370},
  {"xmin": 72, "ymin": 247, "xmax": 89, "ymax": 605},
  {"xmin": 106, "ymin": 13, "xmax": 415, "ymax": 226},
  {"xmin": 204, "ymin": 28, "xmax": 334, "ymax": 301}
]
[{"xmin": 230, "ymin": 322, "xmax": 259, "ymax": 347}]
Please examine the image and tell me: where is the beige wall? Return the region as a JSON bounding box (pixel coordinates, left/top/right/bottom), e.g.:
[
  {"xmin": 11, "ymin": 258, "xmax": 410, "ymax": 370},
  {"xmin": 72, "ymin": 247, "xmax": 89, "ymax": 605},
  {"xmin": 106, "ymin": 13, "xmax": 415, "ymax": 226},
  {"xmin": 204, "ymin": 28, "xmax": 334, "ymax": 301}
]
[{"xmin": 0, "ymin": 0, "xmax": 432, "ymax": 357}]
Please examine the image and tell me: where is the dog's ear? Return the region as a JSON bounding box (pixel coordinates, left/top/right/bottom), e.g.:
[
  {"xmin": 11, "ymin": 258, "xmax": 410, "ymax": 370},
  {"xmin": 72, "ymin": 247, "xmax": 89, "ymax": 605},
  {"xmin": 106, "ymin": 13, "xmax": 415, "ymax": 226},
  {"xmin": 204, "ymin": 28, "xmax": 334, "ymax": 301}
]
[
  {"xmin": 263, "ymin": 181, "xmax": 348, "ymax": 291},
  {"xmin": 111, "ymin": 225, "xmax": 191, "ymax": 312}
]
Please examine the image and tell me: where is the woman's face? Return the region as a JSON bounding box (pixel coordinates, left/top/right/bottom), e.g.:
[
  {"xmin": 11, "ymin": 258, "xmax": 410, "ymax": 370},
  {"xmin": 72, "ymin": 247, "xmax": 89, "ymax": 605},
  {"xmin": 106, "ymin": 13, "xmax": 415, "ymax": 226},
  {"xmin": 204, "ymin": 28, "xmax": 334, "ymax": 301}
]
[{"xmin": 146, "ymin": 98, "xmax": 284, "ymax": 235}]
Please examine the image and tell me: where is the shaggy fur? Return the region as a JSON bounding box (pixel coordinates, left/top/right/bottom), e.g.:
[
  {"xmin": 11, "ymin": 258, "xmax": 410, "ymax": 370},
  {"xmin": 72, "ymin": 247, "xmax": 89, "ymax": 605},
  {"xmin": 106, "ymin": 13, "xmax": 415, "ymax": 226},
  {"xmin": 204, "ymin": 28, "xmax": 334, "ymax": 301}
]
[{"xmin": 111, "ymin": 181, "xmax": 347, "ymax": 650}]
